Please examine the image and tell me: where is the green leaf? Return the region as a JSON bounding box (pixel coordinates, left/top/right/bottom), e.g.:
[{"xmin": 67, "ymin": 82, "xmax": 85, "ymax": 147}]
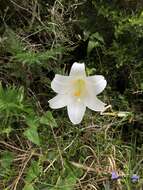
[
  {"xmin": 24, "ymin": 115, "xmax": 40, "ymax": 145},
  {"xmin": 24, "ymin": 125, "xmax": 40, "ymax": 146},
  {"xmin": 26, "ymin": 115, "xmax": 39, "ymax": 128},
  {"xmin": 14, "ymin": 47, "xmax": 64, "ymax": 65},
  {"xmin": 90, "ymin": 32, "xmax": 104, "ymax": 43},
  {"xmin": 40, "ymin": 111, "xmax": 57, "ymax": 127},
  {"xmin": 50, "ymin": 164, "xmax": 79, "ymax": 190},
  {"xmin": 0, "ymin": 84, "xmax": 25, "ymax": 113},
  {"xmin": 141, "ymin": 83, "xmax": 143, "ymax": 90},
  {"xmin": 1, "ymin": 151, "xmax": 14, "ymax": 169},
  {"xmin": 87, "ymin": 40, "xmax": 100, "ymax": 54},
  {"xmin": 87, "ymin": 32, "xmax": 104, "ymax": 54},
  {"xmin": 25, "ymin": 160, "xmax": 42, "ymax": 183},
  {"xmin": 61, "ymin": 174, "xmax": 77, "ymax": 190},
  {"xmin": 4, "ymin": 28, "xmax": 25, "ymax": 55},
  {"xmin": 23, "ymin": 183, "xmax": 35, "ymax": 190}
]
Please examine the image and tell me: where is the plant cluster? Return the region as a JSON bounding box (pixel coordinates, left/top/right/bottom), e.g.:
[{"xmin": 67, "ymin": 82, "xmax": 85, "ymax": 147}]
[{"xmin": 0, "ymin": 0, "xmax": 143, "ymax": 189}]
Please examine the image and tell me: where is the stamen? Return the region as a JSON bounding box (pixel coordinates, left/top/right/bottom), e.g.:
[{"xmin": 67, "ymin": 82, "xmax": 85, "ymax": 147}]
[
  {"xmin": 73, "ymin": 79, "xmax": 85, "ymax": 98},
  {"xmin": 74, "ymin": 91, "xmax": 81, "ymax": 97}
]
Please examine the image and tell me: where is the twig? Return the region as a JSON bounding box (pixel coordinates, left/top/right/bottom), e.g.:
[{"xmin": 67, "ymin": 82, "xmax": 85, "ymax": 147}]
[
  {"xmin": 12, "ymin": 151, "xmax": 34, "ymax": 190},
  {"xmin": 51, "ymin": 126, "xmax": 64, "ymax": 168},
  {"xmin": 0, "ymin": 141, "xmax": 27, "ymax": 153},
  {"xmin": 70, "ymin": 161, "xmax": 98, "ymax": 173}
]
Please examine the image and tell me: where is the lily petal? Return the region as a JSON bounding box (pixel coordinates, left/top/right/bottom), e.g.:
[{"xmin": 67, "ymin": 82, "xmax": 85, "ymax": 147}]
[
  {"xmin": 87, "ymin": 75, "xmax": 107, "ymax": 95},
  {"xmin": 67, "ymin": 99, "xmax": 86, "ymax": 124},
  {"xmin": 70, "ymin": 62, "xmax": 86, "ymax": 76},
  {"xmin": 51, "ymin": 74, "xmax": 71, "ymax": 94},
  {"xmin": 85, "ymin": 94, "xmax": 106, "ymax": 112},
  {"xmin": 48, "ymin": 94, "xmax": 68, "ymax": 109}
]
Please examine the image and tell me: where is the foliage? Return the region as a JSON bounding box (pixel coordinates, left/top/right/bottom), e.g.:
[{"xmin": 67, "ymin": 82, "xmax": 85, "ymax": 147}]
[{"xmin": 0, "ymin": 0, "xmax": 143, "ymax": 190}]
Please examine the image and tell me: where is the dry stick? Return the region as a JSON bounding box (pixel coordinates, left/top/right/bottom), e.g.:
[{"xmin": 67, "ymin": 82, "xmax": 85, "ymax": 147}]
[
  {"xmin": 30, "ymin": 0, "xmax": 38, "ymax": 29},
  {"xmin": 6, "ymin": 152, "xmax": 29, "ymax": 190},
  {"xmin": 28, "ymin": 88, "xmax": 43, "ymax": 113},
  {"xmin": 64, "ymin": 134, "xmax": 78, "ymax": 151},
  {"xmin": 44, "ymin": 135, "xmax": 78, "ymax": 173},
  {"xmin": 0, "ymin": 140, "xmax": 27, "ymax": 153},
  {"xmin": 44, "ymin": 157, "xmax": 57, "ymax": 173},
  {"xmin": 78, "ymin": 176, "xmax": 109, "ymax": 185},
  {"xmin": 50, "ymin": 126, "xmax": 64, "ymax": 168},
  {"xmin": 8, "ymin": 0, "xmax": 49, "ymax": 29},
  {"xmin": 80, "ymin": 159, "xmax": 95, "ymax": 181},
  {"xmin": 80, "ymin": 145, "xmax": 100, "ymax": 166},
  {"xmin": 70, "ymin": 161, "xmax": 98, "ymax": 173},
  {"xmin": 15, "ymin": 134, "xmax": 26, "ymax": 150},
  {"xmin": 12, "ymin": 151, "xmax": 34, "ymax": 190},
  {"xmin": 8, "ymin": 0, "xmax": 31, "ymax": 13},
  {"xmin": 87, "ymin": 184, "xmax": 98, "ymax": 190}
]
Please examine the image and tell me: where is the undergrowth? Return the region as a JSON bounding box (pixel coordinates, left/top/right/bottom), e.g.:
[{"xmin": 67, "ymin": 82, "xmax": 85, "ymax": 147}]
[{"xmin": 0, "ymin": 0, "xmax": 143, "ymax": 190}]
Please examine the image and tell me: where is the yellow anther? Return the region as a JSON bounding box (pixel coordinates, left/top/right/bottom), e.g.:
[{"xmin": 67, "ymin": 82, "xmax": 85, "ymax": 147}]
[
  {"xmin": 73, "ymin": 79, "xmax": 85, "ymax": 97},
  {"xmin": 74, "ymin": 91, "xmax": 81, "ymax": 97}
]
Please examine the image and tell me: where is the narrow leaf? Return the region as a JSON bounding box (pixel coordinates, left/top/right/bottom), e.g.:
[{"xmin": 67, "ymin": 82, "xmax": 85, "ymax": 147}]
[
  {"xmin": 24, "ymin": 125, "xmax": 40, "ymax": 146},
  {"xmin": 40, "ymin": 111, "xmax": 57, "ymax": 127},
  {"xmin": 23, "ymin": 183, "xmax": 35, "ymax": 190}
]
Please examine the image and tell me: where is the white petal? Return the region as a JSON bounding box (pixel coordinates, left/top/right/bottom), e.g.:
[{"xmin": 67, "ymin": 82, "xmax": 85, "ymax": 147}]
[
  {"xmin": 51, "ymin": 74, "xmax": 71, "ymax": 94},
  {"xmin": 48, "ymin": 94, "xmax": 68, "ymax": 109},
  {"xmin": 70, "ymin": 62, "xmax": 86, "ymax": 76},
  {"xmin": 87, "ymin": 75, "xmax": 107, "ymax": 95},
  {"xmin": 67, "ymin": 99, "xmax": 86, "ymax": 124},
  {"xmin": 85, "ymin": 95, "xmax": 106, "ymax": 112}
]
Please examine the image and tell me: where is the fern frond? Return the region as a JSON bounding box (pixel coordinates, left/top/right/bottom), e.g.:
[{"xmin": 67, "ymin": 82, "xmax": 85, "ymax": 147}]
[
  {"xmin": 4, "ymin": 28, "xmax": 25, "ymax": 55},
  {"xmin": 4, "ymin": 28, "xmax": 64, "ymax": 65},
  {"xmin": 14, "ymin": 47, "xmax": 64, "ymax": 65},
  {"xmin": 0, "ymin": 83, "xmax": 26, "ymax": 115}
]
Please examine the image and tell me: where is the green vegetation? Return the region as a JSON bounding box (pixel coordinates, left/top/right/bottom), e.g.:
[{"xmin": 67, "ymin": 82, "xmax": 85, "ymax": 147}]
[{"xmin": 0, "ymin": 0, "xmax": 143, "ymax": 189}]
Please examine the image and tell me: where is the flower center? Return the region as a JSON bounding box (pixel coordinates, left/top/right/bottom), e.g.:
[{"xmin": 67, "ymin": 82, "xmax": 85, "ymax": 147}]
[{"xmin": 73, "ymin": 79, "xmax": 86, "ymax": 98}]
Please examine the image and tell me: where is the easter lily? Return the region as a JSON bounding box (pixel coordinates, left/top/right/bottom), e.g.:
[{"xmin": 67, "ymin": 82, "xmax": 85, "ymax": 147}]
[{"xmin": 48, "ymin": 62, "xmax": 107, "ymax": 124}]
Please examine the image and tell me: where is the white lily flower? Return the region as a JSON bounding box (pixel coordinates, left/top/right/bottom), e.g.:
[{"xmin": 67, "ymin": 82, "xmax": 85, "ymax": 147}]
[{"xmin": 48, "ymin": 62, "xmax": 107, "ymax": 125}]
